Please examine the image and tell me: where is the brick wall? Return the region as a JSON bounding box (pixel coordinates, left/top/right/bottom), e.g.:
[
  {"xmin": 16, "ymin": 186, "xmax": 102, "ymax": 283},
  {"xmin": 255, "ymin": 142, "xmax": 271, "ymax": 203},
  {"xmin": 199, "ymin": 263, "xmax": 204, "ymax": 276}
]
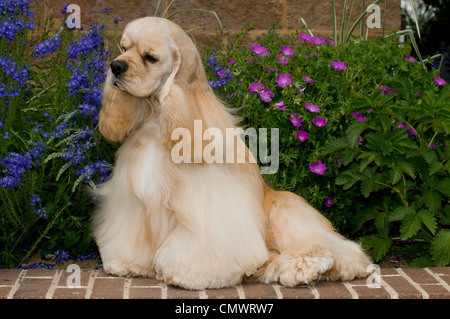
[{"xmin": 38, "ymin": 0, "xmax": 402, "ymax": 48}]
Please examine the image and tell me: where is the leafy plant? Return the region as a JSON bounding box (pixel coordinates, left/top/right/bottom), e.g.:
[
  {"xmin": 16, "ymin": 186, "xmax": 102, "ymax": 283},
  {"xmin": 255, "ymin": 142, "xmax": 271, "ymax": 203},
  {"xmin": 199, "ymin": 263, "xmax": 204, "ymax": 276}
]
[
  {"xmin": 203, "ymin": 21, "xmax": 449, "ymax": 265},
  {"xmin": 0, "ymin": 1, "xmax": 116, "ymax": 267}
]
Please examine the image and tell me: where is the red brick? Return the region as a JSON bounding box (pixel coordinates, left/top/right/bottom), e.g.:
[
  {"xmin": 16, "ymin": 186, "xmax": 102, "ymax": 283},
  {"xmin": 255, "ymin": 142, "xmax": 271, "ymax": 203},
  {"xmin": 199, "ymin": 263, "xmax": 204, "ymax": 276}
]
[
  {"xmin": 241, "ymin": 282, "xmax": 277, "ymax": 299},
  {"xmin": 53, "ymin": 288, "xmax": 87, "ymax": 299},
  {"xmin": 205, "ymin": 286, "xmax": 240, "ymax": 299},
  {"xmin": 351, "ymin": 285, "xmax": 391, "ymax": 299},
  {"xmin": 13, "ymin": 278, "xmax": 53, "ymax": 299},
  {"xmin": 278, "ymin": 286, "xmax": 315, "ymax": 299},
  {"xmin": 419, "ymin": 284, "xmax": 450, "ymax": 299},
  {"xmin": 314, "ymin": 281, "xmax": 352, "ymax": 299},
  {"xmin": 381, "ymin": 276, "xmax": 422, "ymax": 299},
  {"xmin": 129, "ymin": 287, "xmax": 163, "ymax": 299},
  {"xmin": 167, "ymin": 285, "xmax": 200, "ymax": 299},
  {"xmin": 91, "ymin": 278, "xmax": 125, "ymax": 299},
  {"xmin": 401, "ymin": 268, "xmax": 439, "ymax": 284},
  {"xmin": 0, "ymin": 287, "xmax": 12, "ymax": 299},
  {"xmin": 0, "ymin": 269, "xmax": 22, "ymax": 285},
  {"xmin": 131, "ymin": 277, "xmax": 162, "ymax": 287}
]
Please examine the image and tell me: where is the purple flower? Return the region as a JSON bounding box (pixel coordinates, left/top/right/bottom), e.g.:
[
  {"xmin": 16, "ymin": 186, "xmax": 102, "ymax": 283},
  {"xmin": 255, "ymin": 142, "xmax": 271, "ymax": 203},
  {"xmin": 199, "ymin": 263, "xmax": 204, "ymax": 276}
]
[
  {"xmin": 275, "ymin": 101, "xmax": 285, "ymax": 110},
  {"xmin": 325, "ymin": 196, "xmax": 334, "ymax": 207},
  {"xmin": 359, "ymin": 136, "xmax": 364, "ymax": 145},
  {"xmin": 435, "ymin": 77, "xmax": 446, "ymax": 86},
  {"xmin": 276, "ymin": 54, "xmax": 289, "ymax": 65},
  {"xmin": 259, "ymin": 88, "xmax": 274, "ymax": 102},
  {"xmin": 298, "ymin": 33, "xmax": 313, "ymax": 42},
  {"xmin": 280, "ymin": 46, "xmax": 294, "ymax": 56},
  {"xmin": 276, "ymin": 73, "xmax": 292, "ymax": 88},
  {"xmin": 296, "ymin": 130, "xmax": 309, "ymax": 142},
  {"xmin": 249, "ymin": 82, "xmax": 264, "ymax": 92},
  {"xmin": 309, "ymin": 161, "xmax": 327, "ymax": 175},
  {"xmin": 251, "ymin": 44, "xmax": 270, "ymax": 57},
  {"xmin": 305, "ymin": 102, "xmax": 320, "ymax": 113},
  {"xmin": 312, "ymin": 37, "xmax": 327, "ymax": 45},
  {"xmin": 331, "ymin": 61, "xmax": 347, "ymax": 70},
  {"xmin": 405, "ymin": 56, "xmax": 415, "ymax": 62},
  {"xmin": 289, "ymin": 113, "xmax": 303, "ymax": 127},
  {"xmin": 379, "ymin": 85, "xmax": 397, "ymax": 95},
  {"xmin": 313, "ymin": 117, "xmax": 327, "ymax": 127},
  {"xmin": 351, "ymin": 112, "xmax": 366, "ymax": 122},
  {"xmin": 303, "ymin": 75, "xmax": 314, "ymax": 84},
  {"xmin": 229, "ymin": 59, "xmax": 235, "ymax": 65}
]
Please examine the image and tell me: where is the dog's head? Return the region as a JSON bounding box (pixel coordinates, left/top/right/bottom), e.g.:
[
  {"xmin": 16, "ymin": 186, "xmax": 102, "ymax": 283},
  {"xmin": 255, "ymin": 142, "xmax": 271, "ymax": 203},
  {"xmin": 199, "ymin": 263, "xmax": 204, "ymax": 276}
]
[{"xmin": 99, "ymin": 17, "xmax": 210, "ymax": 142}]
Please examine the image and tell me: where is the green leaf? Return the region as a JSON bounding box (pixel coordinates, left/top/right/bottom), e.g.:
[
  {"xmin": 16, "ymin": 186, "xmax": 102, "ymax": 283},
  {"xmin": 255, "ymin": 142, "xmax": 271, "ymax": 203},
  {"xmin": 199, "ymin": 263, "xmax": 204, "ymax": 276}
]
[
  {"xmin": 430, "ymin": 230, "xmax": 450, "ymax": 266},
  {"xmin": 410, "ymin": 255, "xmax": 435, "ymax": 267},
  {"xmin": 373, "ymin": 237, "xmax": 393, "ymax": 262},
  {"xmin": 399, "ymin": 213, "xmax": 422, "ymax": 240},
  {"xmin": 422, "ymin": 189, "xmax": 442, "ymax": 213},
  {"xmin": 399, "ymin": 161, "xmax": 416, "ymax": 179},
  {"xmin": 335, "ymin": 169, "xmax": 361, "ymax": 190},
  {"xmin": 360, "ymin": 235, "xmax": 392, "ymax": 262},
  {"xmin": 390, "ymin": 165, "xmax": 402, "ymax": 185},
  {"xmin": 321, "ymin": 137, "xmax": 348, "ymax": 155},
  {"xmin": 429, "ymin": 161, "xmax": 443, "ymax": 176},
  {"xmin": 389, "ymin": 205, "xmax": 415, "ymax": 222},
  {"xmin": 418, "ymin": 210, "xmax": 438, "ymax": 235},
  {"xmin": 346, "ymin": 121, "xmax": 367, "ymax": 149}
]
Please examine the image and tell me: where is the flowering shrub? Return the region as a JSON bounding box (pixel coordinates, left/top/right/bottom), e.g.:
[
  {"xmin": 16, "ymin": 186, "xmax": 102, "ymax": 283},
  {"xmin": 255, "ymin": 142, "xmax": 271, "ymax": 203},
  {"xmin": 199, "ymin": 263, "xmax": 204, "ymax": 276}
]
[
  {"xmin": 0, "ymin": 1, "xmax": 118, "ymax": 267},
  {"xmin": 204, "ymin": 26, "xmax": 450, "ymax": 266}
]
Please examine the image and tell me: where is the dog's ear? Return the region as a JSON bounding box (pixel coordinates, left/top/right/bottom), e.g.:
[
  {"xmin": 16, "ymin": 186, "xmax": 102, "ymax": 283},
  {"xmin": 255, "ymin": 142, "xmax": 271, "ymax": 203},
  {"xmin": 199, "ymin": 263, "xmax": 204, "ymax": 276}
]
[
  {"xmin": 158, "ymin": 44, "xmax": 198, "ymax": 149},
  {"xmin": 99, "ymin": 81, "xmax": 147, "ymax": 142}
]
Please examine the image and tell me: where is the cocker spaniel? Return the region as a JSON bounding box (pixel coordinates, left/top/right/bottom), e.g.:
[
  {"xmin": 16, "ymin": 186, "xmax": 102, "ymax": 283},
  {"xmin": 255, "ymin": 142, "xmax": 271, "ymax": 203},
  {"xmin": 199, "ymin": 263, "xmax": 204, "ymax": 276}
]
[{"xmin": 93, "ymin": 17, "xmax": 372, "ymax": 290}]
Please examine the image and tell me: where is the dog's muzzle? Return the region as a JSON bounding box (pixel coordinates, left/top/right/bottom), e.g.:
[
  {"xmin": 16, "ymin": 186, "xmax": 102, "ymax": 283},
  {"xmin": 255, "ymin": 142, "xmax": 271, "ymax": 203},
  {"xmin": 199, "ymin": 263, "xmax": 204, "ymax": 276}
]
[{"xmin": 110, "ymin": 60, "xmax": 129, "ymax": 77}]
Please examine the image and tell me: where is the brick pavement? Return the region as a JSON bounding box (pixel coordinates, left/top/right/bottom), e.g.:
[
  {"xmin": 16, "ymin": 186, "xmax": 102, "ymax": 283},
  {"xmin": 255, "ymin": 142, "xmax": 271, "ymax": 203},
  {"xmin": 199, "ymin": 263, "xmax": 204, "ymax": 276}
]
[{"xmin": 1, "ymin": 267, "xmax": 450, "ymax": 299}]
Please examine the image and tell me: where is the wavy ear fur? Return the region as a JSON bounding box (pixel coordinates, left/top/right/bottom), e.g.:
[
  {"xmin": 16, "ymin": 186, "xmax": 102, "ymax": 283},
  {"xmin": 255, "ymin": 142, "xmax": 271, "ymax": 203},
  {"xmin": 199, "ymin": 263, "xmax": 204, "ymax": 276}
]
[
  {"xmin": 158, "ymin": 39, "xmax": 238, "ymax": 163},
  {"xmin": 99, "ymin": 82, "xmax": 148, "ymax": 142}
]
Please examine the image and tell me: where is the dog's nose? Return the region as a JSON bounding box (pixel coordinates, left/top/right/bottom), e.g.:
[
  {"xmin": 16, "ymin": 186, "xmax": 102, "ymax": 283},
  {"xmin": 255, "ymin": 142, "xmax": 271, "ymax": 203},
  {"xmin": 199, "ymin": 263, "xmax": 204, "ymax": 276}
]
[{"xmin": 110, "ymin": 60, "xmax": 128, "ymax": 76}]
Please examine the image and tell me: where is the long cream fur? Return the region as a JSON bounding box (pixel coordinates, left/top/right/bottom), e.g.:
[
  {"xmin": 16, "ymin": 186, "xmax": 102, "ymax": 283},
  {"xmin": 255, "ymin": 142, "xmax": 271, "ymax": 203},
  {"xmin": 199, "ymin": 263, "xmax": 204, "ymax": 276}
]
[{"xmin": 93, "ymin": 17, "xmax": 372, "ymax": 290}]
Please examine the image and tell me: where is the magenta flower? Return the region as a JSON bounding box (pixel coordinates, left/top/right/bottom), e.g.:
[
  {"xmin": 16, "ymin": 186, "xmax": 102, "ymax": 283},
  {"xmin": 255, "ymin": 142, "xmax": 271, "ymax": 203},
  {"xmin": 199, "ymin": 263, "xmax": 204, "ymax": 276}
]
[
  {"xmin": 351, "ymin": 112, "xmax": 366, "ymax": 122},
  {"xmin": 305, "ymin": 102, "xmax": 320, "ymax": 113},
  {"xmin": 313, "ymin": 117, "xmax": 327, "ymax": 127},
  {"xmin": 296, "ymin": 130, "xmax": 309, "ymax": 142},
  {"xmin": 325, "ymin": 196, "xmax": 334, "ymax": 207},
  {"xmin": 249, "ymin": 82, "xmax": 264, "ymax": 92},
  {"xmin": 276, "ymin": 73, "xmax": 292, "ymax": 88},
  {"xmin": 276, "ymin": 54, "xmax": 289, "ymax": 65},
  {"xmin": 404, "ymin": 56, "xmax": 415, "ymax": 62},
  {"xmin": 229, "ymin": 59, "xmax": 235, "ymax": 65},
  {"xmin": 309, "ymin": 161, "xmax": 327, "ymax": 175},
  {"xmin": 312, "ymin": 37, "xmax": 327, "ymax": 45},
  {"xmin": 359, "ymin": 136, "xmax": 363, "ymax": 145},
  {"xmin": 298, "ymin": 33, "xmax": 313, "ymax": 42},
  {"xmin": 303, "ymin": 75, "xmax": 314, "ymax": 84},
  {"xmin": 435, "ymin": 77, "xmax": 446, "ymax": 86},
  {"xmin": 331, "ymin": 61, "xmax": 347, "ymax": 70},
  {"xmin": 289, "ymin": 113, "xmax": 303, "ymax": 127},
  {"xmin": 280, "ymin": 46, "xmax": 294, "ymax": 56},
  {"xmin": 259, "ymin": 88, "xmax": 274, "ymax": 102},
  {"xmin": 275, "ymin": 101, "xmax": 285, "ymax": 110},
  {"xmin": 380, "ymin": 85, "xmax": 397, "ymax": 95},
  {"xmin": 251, "ymin": 44, "xmax": 270, "ymax": 57}
]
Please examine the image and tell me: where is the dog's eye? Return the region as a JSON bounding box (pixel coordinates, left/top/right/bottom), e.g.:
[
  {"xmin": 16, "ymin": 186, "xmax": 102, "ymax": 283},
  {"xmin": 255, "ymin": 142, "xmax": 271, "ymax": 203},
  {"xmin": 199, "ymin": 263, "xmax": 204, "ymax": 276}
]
[{"xmin": 144, "ymin": 54, "xmax": 158, "ymax": 64}]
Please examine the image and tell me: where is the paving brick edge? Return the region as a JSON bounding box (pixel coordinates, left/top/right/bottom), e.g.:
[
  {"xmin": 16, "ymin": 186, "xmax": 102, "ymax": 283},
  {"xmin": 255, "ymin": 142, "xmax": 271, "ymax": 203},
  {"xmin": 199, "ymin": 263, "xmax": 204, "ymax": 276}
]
[{"xmin": 1, "ymin": 267, "xmax": 450, "ymax": 299}]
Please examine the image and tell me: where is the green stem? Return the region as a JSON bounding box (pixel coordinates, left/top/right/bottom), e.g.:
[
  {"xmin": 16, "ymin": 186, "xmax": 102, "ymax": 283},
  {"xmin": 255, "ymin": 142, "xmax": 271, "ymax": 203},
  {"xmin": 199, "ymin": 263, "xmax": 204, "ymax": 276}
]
[{"xmin": 374, "ymin": 181, "xmax": 409, "ymax": 207}]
